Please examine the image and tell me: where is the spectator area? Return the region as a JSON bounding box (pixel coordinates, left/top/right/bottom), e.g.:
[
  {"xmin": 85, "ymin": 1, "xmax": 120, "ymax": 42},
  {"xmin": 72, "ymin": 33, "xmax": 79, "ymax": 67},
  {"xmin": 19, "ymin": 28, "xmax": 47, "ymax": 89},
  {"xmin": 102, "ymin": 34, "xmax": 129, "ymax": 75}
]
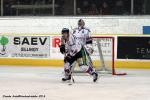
[{"xmin": 0, "ymin": 0, "xmax": 150, "ymax": 16}]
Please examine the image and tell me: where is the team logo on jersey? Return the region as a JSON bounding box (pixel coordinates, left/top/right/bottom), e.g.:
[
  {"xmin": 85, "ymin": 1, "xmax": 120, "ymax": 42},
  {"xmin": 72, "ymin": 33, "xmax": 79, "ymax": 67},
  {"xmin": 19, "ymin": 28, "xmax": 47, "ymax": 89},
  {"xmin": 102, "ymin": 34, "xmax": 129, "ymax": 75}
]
[{"xmin": 0, "ymin": 36, "xmax": 9, "ymax": 55}]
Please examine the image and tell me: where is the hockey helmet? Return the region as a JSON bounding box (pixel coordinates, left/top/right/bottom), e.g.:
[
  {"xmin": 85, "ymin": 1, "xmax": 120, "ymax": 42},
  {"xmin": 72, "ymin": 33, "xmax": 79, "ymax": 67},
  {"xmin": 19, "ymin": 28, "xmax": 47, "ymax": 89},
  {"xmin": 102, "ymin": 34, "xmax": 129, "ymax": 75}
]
[
  {"xmin": 78, "ymin": 19, "xmax": 85, "ymax": 27},
  {"xmin": 61, "ymin": 28, "xmax": 69, "ymax": 34}
]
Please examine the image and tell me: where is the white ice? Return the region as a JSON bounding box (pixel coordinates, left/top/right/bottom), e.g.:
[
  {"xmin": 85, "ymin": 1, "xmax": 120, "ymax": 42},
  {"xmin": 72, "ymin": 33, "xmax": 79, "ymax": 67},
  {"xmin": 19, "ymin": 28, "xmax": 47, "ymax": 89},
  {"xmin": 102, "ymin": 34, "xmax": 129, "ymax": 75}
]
[{"xmin": 0, "ymin": 66, "xmax": 150, "ymax": 100}]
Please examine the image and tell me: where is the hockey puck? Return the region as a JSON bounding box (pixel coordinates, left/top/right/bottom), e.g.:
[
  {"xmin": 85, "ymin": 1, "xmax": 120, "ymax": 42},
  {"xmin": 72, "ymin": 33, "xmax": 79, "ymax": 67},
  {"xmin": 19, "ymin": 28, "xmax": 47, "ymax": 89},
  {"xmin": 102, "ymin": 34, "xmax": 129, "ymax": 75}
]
[{"xmin": 68, "ymin": 83, "xmax": 72, "ymax": 85}]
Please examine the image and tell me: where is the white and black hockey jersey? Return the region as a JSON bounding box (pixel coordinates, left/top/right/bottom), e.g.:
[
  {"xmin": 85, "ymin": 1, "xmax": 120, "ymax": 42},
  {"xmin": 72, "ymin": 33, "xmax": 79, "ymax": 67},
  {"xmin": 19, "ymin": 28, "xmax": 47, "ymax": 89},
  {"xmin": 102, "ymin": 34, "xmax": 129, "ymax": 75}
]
[
  {"xmin": 73, "ymin": 27, "xmax": 91, "ymax": 46},
  {"xmin": 65, "ymin": 33, "xmax": 82, "ymax": 56}
]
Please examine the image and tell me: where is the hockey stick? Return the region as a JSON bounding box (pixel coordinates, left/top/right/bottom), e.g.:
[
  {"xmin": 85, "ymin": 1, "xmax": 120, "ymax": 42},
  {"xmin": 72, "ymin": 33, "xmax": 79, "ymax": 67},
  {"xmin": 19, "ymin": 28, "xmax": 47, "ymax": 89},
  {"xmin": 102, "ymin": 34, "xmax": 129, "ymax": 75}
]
[
  {"xmin": 83, "ymin": 46, "xmax": 94, "ymax": 69},
  {"xmin": 71, "ymin": 74, "xmax": 75, "ymax": 83}
]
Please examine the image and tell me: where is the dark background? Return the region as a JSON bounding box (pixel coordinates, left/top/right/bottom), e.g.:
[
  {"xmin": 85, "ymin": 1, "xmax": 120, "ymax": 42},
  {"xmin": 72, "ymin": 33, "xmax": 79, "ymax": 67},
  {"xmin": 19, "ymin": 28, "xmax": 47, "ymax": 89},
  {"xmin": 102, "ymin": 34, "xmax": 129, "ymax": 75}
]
[
  {"xmin": 1, "ymin": 0, "xmax": 150, "ymax": 16},
  {"xmin": 117, "ymin": 37, "xmax": 150, "ymax": 59}
]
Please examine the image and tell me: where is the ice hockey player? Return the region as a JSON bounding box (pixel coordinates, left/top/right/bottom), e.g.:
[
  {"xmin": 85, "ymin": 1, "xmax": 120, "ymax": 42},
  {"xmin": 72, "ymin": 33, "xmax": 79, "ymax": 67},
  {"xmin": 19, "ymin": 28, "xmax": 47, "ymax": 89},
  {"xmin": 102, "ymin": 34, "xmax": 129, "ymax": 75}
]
[
  {"xmin": 71, "ymin": 19, "xmax": 94, "ymax": 74},
  {"xmin": 59, "ymin": 28, "xmax": 98, "ymax": 82},
  {"xmin": 73, "ymin": 19, "xmax": 93, "ymax": 55}
]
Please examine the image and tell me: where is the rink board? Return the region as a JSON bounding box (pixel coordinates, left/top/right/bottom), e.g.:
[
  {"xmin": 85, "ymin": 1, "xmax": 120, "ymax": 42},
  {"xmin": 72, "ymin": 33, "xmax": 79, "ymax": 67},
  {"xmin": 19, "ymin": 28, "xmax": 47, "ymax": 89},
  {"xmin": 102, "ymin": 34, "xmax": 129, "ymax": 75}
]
[{"xmin": 0, "ymin": 34, "xmax": 150, "ymax": 69}]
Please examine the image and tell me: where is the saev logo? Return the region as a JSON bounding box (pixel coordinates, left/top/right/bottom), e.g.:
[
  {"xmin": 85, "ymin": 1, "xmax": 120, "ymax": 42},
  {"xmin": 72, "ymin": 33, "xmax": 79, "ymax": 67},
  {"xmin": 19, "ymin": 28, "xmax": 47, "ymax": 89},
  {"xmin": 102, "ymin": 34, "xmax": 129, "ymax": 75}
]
[
  {"xmin": 13, "ymin": 37, "xmax": 48, "ymax": 52},
  {"xmin": 14, "ymin": 37, "xmax": 47, "ymax": 45},
  {"xmin": 0, "ymin": 36, "xmax": 9, "ymax": 55}
]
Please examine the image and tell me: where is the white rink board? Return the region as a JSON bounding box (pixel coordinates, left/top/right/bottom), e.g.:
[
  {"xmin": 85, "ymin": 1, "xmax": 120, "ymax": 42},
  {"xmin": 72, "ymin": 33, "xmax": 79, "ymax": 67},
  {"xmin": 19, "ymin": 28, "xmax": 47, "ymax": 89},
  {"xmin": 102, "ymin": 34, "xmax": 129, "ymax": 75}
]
[
  {"xmin": 0, "ymin": 16, "xmax": 150, "ymax": 34},
  {"xmin": 1, "ymin": 35, "xmax": 150, "ymax": 62},
  {"xmin": 0, "ymin": 35, "xmax": 50, "ymax": 58}
]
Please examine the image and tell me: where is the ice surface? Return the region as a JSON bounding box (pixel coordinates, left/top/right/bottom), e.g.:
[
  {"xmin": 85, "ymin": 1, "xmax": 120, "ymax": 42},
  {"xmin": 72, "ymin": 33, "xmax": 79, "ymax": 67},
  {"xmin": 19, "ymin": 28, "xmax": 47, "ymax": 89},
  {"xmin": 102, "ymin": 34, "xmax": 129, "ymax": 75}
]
[{"xmin": 0, "ymin": 66, "xmax": 150, "ymax": 100}]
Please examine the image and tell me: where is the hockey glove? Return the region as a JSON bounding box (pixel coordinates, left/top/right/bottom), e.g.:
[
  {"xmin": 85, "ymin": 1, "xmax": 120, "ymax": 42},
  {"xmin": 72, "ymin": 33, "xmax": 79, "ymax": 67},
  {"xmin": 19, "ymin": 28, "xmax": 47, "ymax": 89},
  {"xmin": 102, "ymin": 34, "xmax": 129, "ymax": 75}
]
[
  {"xmin": 64, "ymin": 54, "xmax": 72, "ymax": 63},
  {"xmin": 86, "ymin": 38, "xmax": 93, "ymax": 44},
  {"xmin": 59, "ymin": 44, "xmax": 65, "ymax": 54}
]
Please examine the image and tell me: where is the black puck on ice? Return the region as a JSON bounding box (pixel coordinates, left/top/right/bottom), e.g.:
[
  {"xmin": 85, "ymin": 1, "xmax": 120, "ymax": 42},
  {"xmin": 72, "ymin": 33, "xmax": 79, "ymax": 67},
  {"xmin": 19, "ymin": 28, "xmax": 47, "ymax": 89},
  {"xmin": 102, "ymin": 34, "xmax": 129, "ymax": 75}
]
[{"xmin": 68, "ymin": 83, "xmax": 72, "ymax": 85}]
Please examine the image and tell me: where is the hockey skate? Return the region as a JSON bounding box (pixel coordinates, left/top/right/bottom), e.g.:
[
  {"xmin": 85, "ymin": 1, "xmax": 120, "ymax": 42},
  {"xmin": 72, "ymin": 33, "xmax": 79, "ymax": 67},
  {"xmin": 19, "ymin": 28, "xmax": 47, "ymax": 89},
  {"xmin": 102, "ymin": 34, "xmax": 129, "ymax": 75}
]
[
  {"xmin": 92, "ymin": 72, "xmax": 98, "ymax": 82},
  {"xmin": 62, "ymin": 75, "xmax": 71, "ymax": 82}
]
